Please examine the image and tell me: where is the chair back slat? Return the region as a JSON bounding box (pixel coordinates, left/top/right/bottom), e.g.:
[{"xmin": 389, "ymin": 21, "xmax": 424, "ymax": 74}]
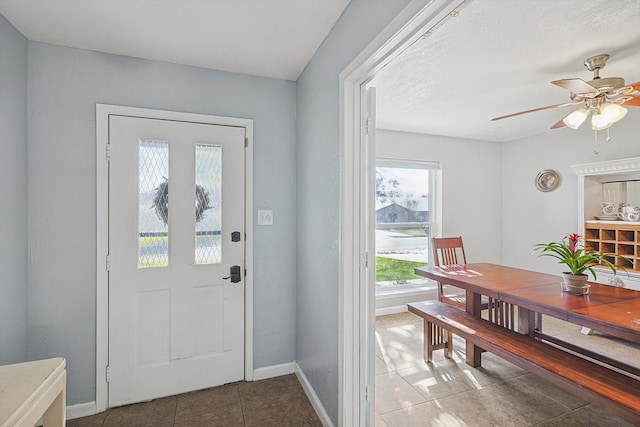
[{"xmin": 432, "ymin": 236, "xmax": 466, "ymax": 267}]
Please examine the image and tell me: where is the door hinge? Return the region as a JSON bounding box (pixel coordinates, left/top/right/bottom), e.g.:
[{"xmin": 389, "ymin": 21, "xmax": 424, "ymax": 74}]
[
  {"xmin": 365, "ymin": 385, "xmax": 369, "ymax": 401},
  {"xmin": 364, "ymin": 118, "xmax": 371, "ymax": 135},
  {"xmin": 105, "ymin": 365, "xmax": 110, "ymax": 382},
  {"xmin": 106, "ymin": 255, "xmax": 110, "ymax": 271},
  {"xmin": 106, "ymin": 144, "xmax": 111, "ymax": 161},
  {"xmin": 245, "ymin": 137, "xmax": 248, "ymax": 147},
  {"xmin": 364, "ymin": 251, "xmax": 369, "ymax": 268}
]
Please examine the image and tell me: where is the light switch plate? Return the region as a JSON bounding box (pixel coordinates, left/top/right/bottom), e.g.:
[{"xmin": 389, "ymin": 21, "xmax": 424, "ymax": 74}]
[{"xmin": 258, "ymin": 210, "xmax": 273, "ymax": 225}]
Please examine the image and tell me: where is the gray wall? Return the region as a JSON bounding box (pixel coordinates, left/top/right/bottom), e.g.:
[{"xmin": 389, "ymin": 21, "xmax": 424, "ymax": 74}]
[
  {"xmin": 0, "ymin": 15, "xmax": 28, "ymax": 364},
  {"xmin": 376, "ymin": 129, "xmax": 503, "ymax": 263},
  {"xmin": 295, "ymin": 0, "xmax": 411, "ymax": 423},
  {"xmin": 27, "ymin": 42, "xmax": 297, "ymax": 405},
  {"xmin": 502, "ymin": 112, "xmax": 640, "ymax": 275}
]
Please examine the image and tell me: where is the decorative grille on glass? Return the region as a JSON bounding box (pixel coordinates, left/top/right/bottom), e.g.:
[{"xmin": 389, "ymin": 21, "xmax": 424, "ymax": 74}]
[
  {"xmin": 138, "ymin": 140, "xmax": 169, "ymax": 268},
  {"xmin": 195, "ymin": 144, "xmax": 222, "ymax": 264}
]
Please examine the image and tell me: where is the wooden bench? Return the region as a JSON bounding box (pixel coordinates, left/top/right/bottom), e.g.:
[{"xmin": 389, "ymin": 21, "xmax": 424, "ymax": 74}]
[{"xmin": 407, "ymin": 300, "xmax": 640, "ymax": 425}]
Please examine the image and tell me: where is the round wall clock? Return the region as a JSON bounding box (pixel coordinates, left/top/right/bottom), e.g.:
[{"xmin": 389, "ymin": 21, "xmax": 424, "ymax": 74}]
[{"xmin": 535, "ymin": 169, "xmax": 560, "ymax": 192}]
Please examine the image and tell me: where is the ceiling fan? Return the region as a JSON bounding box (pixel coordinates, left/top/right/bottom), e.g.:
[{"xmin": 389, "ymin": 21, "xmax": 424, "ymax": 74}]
[{"xmin": 491, "ymin": 54, "xmax": 640, "ymax": 130}]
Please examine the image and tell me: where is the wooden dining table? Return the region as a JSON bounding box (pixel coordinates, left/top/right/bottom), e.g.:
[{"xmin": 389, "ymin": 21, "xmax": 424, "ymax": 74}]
[{"xmin": 414, "ymin": 263, "xmax": 640, "ymax": 369}]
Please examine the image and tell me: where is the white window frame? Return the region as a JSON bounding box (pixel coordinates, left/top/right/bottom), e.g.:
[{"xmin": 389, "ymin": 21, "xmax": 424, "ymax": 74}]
[{"xmin": 375, "ymin": 158, "xmax": 440, "ymax": 273}]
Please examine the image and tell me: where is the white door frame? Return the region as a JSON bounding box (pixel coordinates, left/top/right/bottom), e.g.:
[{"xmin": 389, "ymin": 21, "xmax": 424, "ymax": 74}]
[
  {"xmin": 95, "ymin": 104, "xmax": 254, "ymax": 412},
  {"xmin": 338, "ymin": 1, "xmax": 468, "ymax": 425}
]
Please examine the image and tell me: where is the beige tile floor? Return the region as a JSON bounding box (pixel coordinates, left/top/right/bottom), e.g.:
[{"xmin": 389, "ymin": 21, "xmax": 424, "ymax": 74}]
[
  {"xmin": 374, "ymin": 311, "xmax": 639, "ymax": 427},
  {"xmin": 68, "ymin": 374, "xmax": 321, "ymax": 427}
]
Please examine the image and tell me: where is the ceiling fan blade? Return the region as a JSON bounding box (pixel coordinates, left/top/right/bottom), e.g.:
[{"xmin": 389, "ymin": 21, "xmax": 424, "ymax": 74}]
[
  {"xmin": 491, "ymin": 102, "xmax": 576, "ymax": 121},
  {"xmin": 550, "ymin": 117, "xmax": 568, "ymax": 129},
  {"xmin": 629, "ymin": 81, "xmax": 640, "ymax": 91},
  {"xmin": 551, "ymin": 78, "xmax": 599, "ymax": 94},
  {"xmin": 622, "ymin": 95, "xmax": 640, "ymax": 106}
]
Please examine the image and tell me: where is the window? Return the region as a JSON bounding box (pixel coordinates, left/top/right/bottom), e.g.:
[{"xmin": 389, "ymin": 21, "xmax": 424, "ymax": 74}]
[
  {"xmin": 138, "ymin": 139, "xmax": 170, "ymax": 268},
  {"xmin": 194, "ymin": 144, "xmax": 222, "ymax": 264},
  {"xmin": 375, "ymin": 159, "xmax": 439, "ymax": 290}
]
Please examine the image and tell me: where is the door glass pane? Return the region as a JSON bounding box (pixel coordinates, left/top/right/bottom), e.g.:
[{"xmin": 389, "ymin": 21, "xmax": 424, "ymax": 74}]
[
  {"xmin": 195, "ymin": 144, "xmax": 222, "ymax": 264},
  {"xmin": 139, "ymin": 140, "xmax": 169, "ymax": 268},
  {"xmin": 375, "ymin": 165, "xmax": 430, "ymax": 288}
]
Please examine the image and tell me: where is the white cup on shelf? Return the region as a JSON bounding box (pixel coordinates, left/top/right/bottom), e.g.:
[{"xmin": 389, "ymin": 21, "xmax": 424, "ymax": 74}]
[{"xmin": 620, "ymin": 205, "xmax": 640, "ymax": 221}]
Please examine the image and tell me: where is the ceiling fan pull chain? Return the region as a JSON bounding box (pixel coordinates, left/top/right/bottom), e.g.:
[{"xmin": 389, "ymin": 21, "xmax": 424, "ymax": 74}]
[
  {"xmin": 593, "ymin": 130, "xmax": 599, "ymax": 155},
  {"xmin": 606, "ymin": 127, "xmax": 612, "ymax": 143}
]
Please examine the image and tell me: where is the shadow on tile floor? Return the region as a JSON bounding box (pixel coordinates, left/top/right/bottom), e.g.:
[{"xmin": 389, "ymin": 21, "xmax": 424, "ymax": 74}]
[
  {"xmin": 374, "ymin": 311, "xmax": 637, "ymax": 427},
  {"xmin": 67, "ymin": 374, "xmax": 322, "ymax": 427}
]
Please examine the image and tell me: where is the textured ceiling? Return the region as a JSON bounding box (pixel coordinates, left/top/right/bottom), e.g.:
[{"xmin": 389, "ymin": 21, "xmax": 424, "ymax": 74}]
[
  {"xmin": 371, "ymin": 0, "xmax": 640, "ymax": 142},
  {"xmin": 0, "ymin": 0, "xmax": 350, "ymax": 81},
  {"xmin": 2, "ymin": 0, "xmax": 639, "ymax": 142}
]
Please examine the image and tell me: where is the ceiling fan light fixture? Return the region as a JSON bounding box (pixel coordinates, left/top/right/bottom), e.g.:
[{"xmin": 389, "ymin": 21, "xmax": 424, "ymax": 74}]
[
  {"xmin": 591, "ymin": 111, "xmax": 613, "ymax": 130},
  {"xmin": 600, "ymin": 102, "xmax": 627, "ymax": 124},
  {"xmin": 563, "ymin": 107, "xmax": 589, "ymax": 129}
]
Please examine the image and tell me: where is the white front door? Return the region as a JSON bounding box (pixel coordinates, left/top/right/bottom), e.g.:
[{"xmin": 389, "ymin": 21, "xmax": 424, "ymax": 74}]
[{"xmin": 108, "ymin": 115, "xmax": 245, "ymax": 406}]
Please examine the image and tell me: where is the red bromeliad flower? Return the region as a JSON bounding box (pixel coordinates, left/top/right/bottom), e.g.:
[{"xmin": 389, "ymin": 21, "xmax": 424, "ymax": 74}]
[
  {"xmin": 564, "ymin": 233, "xmax": 581, "ymax": 253},
  {"xmin": 534, "ymin": 233, "xmax": 622, "ymax": 279}
]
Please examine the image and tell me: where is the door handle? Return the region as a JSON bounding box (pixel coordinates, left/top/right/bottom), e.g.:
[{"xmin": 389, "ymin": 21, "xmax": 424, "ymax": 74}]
[{"xmin": 223, "ymin": 265, "xmax": 241, "ymax": 283}]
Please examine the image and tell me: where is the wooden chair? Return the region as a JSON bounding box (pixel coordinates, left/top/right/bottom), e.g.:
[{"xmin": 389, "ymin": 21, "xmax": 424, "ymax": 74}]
[
  {"xmin": 432, "ymin": 236, "xmax": 468, "ymax": 309},
  {"xmin": 431, "ymin": 237, "xmax": 530, "ymax": 329}
]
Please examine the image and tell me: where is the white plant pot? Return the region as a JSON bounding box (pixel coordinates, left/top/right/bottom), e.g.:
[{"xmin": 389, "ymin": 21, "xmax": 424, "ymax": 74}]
[{"xmin": 561, "ymin": 272, "xmax": 590, "ymax": 294}]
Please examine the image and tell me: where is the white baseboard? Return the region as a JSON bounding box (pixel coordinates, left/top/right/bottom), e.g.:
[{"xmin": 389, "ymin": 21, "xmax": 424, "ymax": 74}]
[
  {"xmin": 252, "ymin": 362, "xmax": 295, "ymax": 381},
  {"xmin": 35, "ymin": 401, "xmax": 97, "ymax": 425},
  {"xmin": 295, "ymin": 362, "xmax": 334, "ymax": 427},
  {"xmin": 376, "ymin": 305, "xmax": 408, "ymax": 316},
  {"xmin": 67, "ymin": 401, "xmax": 97, "ymax": 420}
]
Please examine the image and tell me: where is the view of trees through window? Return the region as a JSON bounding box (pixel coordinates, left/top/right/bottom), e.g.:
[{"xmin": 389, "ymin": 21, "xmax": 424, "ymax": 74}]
[{"xmin": 375, "ymin": 164, "xmax": 431, "ymax": 287}]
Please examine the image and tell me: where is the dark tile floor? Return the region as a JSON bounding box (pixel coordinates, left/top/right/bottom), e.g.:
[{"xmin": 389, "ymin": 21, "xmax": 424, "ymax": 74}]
[{"xmin": 67, "ymin": 374, "xmax": 322, "ymax": 427}]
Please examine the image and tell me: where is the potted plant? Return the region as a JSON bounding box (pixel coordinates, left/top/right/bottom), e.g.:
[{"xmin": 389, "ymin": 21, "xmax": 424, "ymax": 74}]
[{"xmin": 533, "ymin": 233, "xmax": 620, "ymax": 289}]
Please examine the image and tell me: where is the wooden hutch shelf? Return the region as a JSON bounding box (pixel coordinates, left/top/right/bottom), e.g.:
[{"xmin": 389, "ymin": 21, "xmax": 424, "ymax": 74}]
[
  {"xmin": 573, "ymin": 158, "xmax": 640, "ymax": 289},
  {"xmin": 584, "ymin": 220, "xmax": 640, "ymax": 271}
]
